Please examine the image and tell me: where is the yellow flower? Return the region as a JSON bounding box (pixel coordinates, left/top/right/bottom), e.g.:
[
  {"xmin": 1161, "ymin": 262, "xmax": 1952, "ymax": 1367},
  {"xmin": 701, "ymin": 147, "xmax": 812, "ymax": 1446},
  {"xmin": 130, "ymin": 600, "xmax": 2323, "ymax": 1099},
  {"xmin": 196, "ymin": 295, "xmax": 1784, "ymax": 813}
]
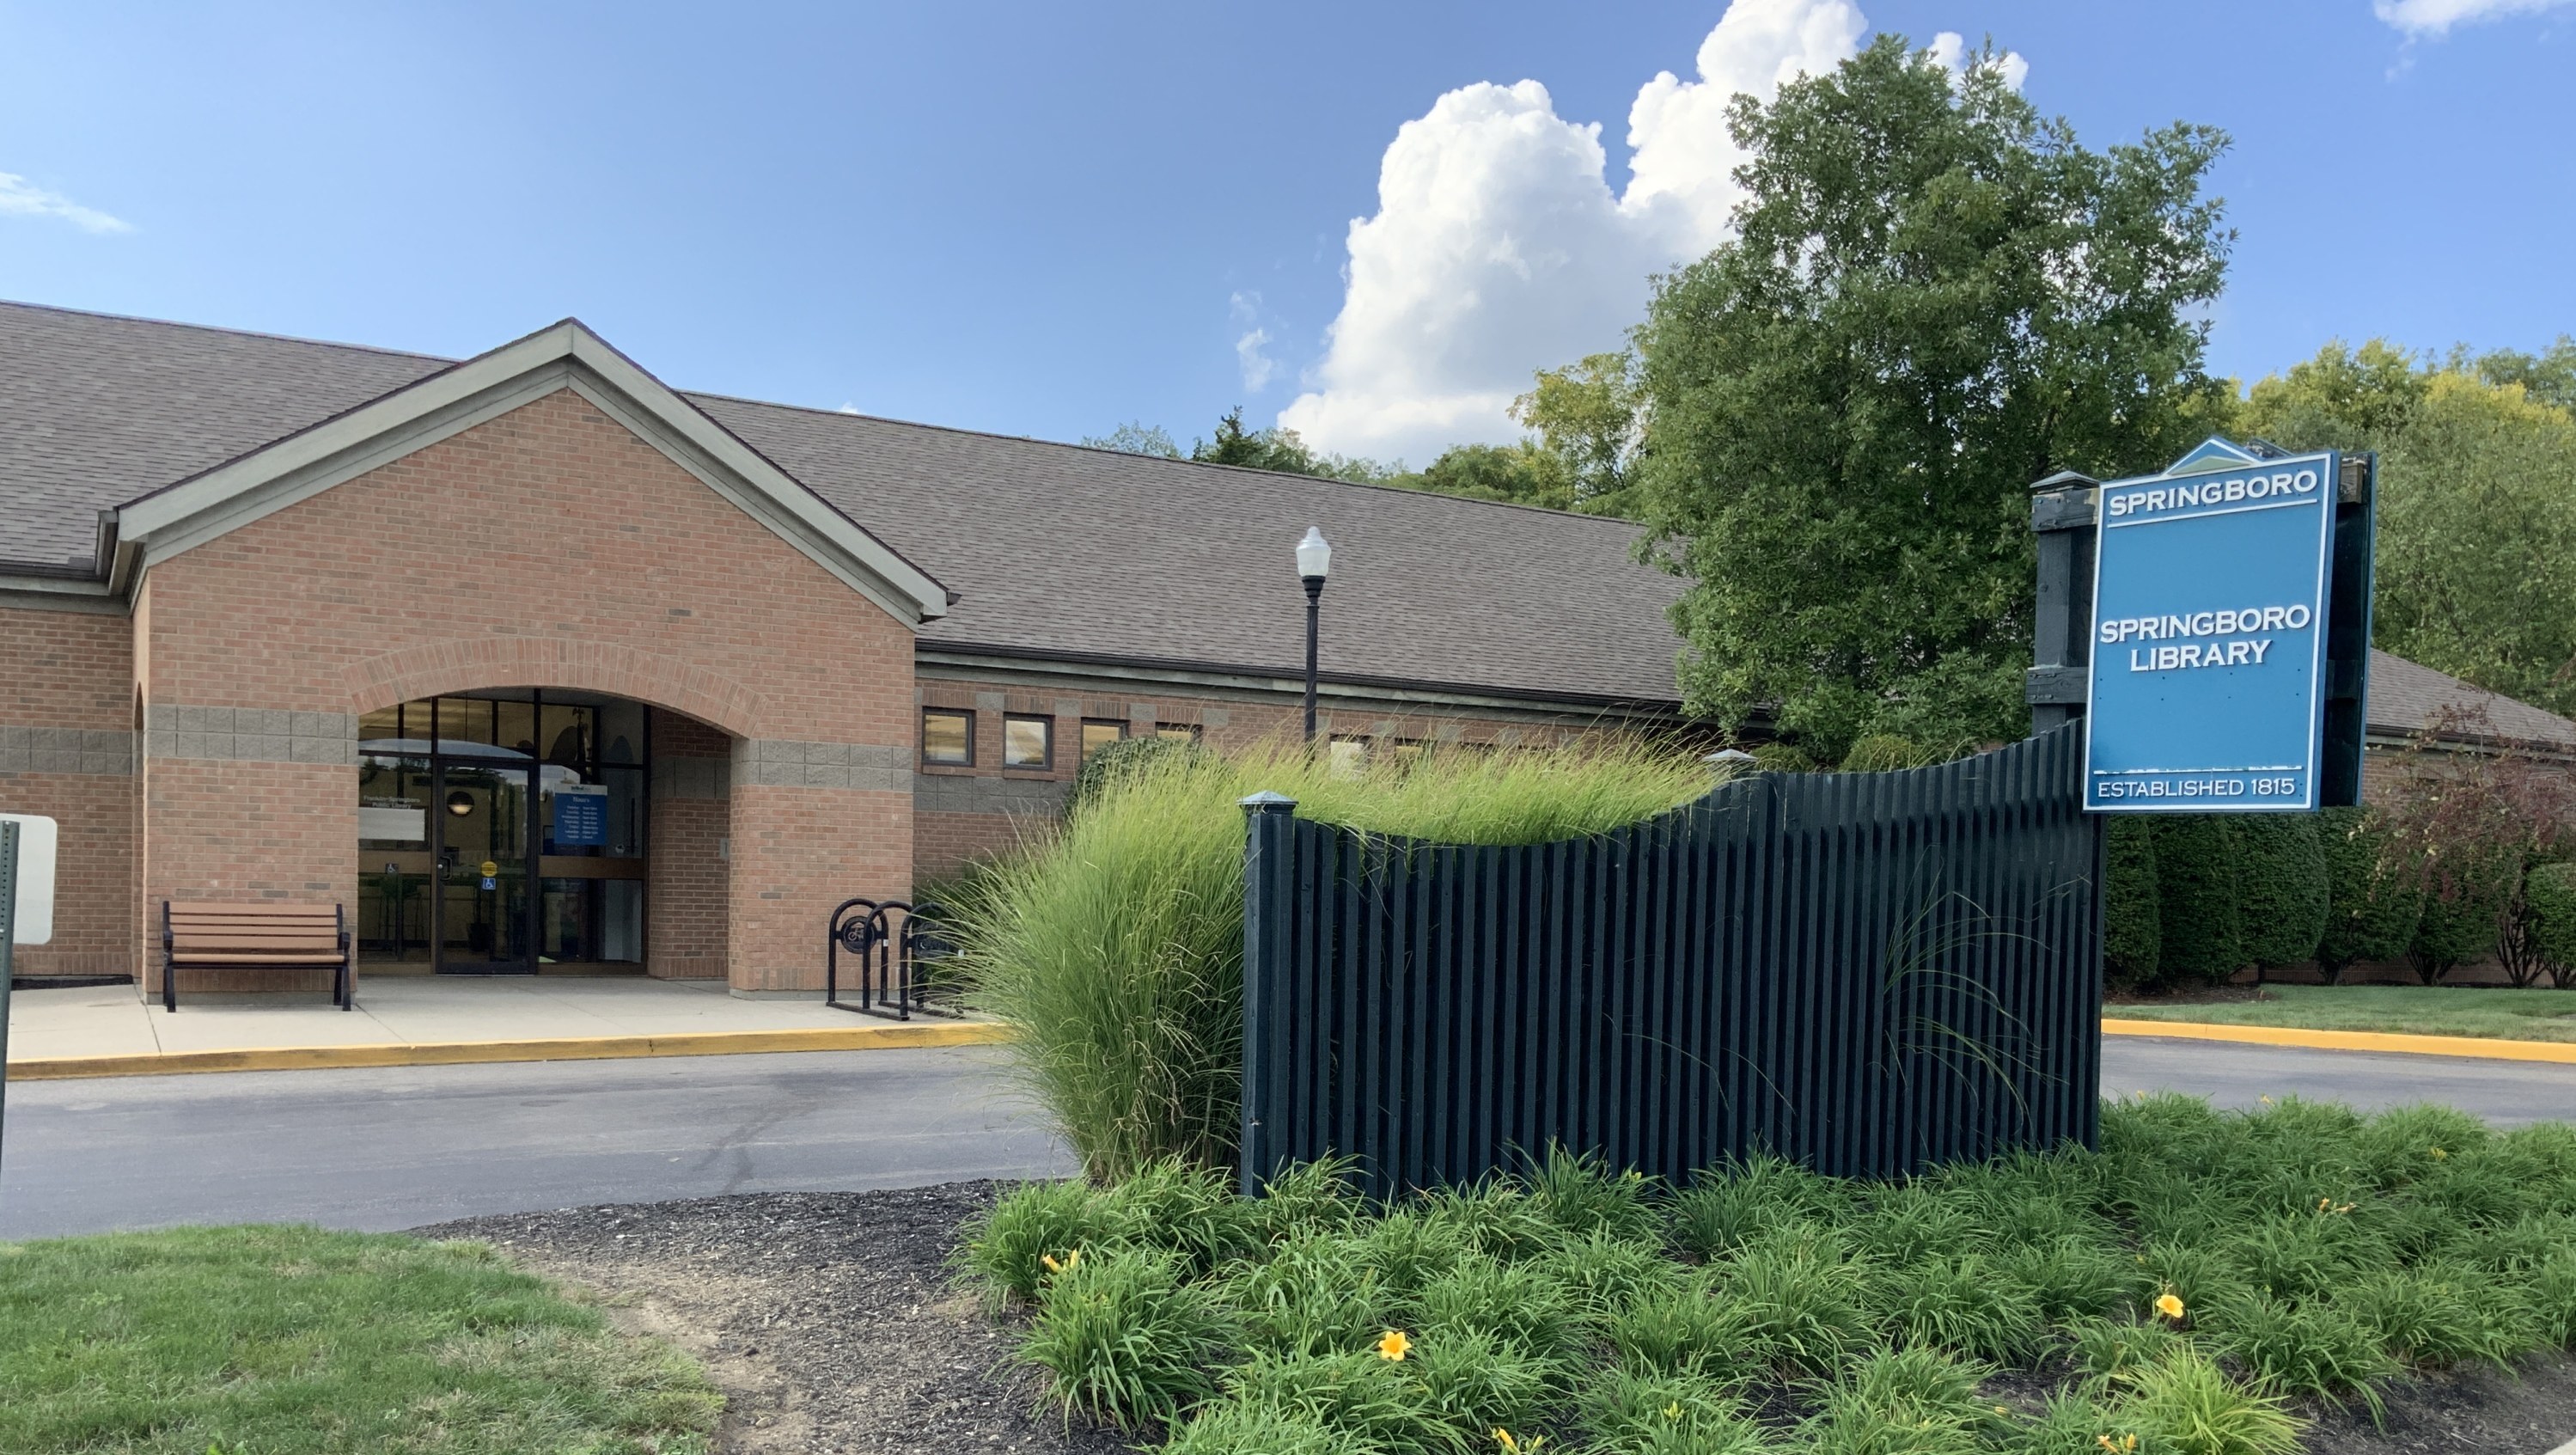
[
  {"xmin": 1492, "ymin": 1431, "xmax": 1543, "ymax": 1453},
  {"xmin": 1663, "ymin": 1403, "xmax": 1682, "ymax": 1422},
  {"xmin": 2429, "ymin": 1146, "xmax": 2448, "ymax": 1160},
  {"xmin": 1494, "ymin": 1432, "xmax": 1515, "ymax": 1453},
  {"xmin": 1378, "ymin": 1330, "xmax": 1412, "ymax": 1361},
  {"xmin": 1039, "ymin": 1249, "xmax": 1081, "ymax": 1275},
  {"xmin": 2154, "ymin": 1293, "xmax": 2186, "ymax": 1321},
  {"xmin": 2259, "ymin": 1095, "xmax": 2274, "ymax": 1105}
]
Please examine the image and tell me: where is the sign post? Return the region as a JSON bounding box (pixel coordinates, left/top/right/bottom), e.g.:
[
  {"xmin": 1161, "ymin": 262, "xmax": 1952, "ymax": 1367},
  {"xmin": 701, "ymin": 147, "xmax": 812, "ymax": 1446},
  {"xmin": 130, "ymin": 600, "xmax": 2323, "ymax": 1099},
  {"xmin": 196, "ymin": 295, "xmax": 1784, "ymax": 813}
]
[{"xmin": 2056, "ymin": 438, "xmax": 2372, "ymax": 814}]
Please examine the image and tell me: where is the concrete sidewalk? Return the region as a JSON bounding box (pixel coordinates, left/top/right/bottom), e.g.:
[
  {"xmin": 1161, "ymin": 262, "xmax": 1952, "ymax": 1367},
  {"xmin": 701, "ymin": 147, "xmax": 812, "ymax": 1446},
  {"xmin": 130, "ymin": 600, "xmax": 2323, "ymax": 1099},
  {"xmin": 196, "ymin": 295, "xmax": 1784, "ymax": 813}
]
[{"xmin": 6, "ymin": 975, "xmax": 1004, "ymax": 1078}]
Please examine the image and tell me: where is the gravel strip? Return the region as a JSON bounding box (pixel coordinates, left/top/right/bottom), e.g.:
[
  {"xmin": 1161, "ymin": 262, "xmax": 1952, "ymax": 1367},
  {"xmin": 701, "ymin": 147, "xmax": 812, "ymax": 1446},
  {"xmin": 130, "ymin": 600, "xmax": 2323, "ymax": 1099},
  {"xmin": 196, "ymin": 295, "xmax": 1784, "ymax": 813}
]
[{"xmin": 419, "ymin": 1183, "xmax": 2576, "ymax": 1455}]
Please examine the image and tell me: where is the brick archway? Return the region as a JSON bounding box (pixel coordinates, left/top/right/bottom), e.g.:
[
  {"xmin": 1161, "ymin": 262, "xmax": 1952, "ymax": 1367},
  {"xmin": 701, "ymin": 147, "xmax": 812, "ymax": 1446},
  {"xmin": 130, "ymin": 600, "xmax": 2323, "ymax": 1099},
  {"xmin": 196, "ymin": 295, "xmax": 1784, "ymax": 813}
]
[{"xmin": 341, "ymin": 638, "xmax": 768, "ymax": 739}]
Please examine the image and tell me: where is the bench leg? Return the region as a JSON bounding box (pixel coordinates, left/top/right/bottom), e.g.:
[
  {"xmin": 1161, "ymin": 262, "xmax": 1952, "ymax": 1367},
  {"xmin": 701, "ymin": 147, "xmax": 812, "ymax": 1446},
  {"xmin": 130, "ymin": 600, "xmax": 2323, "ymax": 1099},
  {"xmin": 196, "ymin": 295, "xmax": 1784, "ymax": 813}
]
[
  {"xmin": 340, "ymin": 961, "xmax": 353, "ymax": 1011},
  {"xmin": 163, "ymin": 961, "xmax": 176, "ymax": 1012}
]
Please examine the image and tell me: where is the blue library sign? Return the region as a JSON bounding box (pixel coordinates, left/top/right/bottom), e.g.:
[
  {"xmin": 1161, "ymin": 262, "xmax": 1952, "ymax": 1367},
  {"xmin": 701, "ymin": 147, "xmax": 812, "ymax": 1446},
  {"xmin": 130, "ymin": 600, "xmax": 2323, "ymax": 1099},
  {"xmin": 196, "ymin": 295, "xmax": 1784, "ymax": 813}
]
[{"xmin": 2085, "ymin": 438, "xmax": 2348, "ymax": 813}]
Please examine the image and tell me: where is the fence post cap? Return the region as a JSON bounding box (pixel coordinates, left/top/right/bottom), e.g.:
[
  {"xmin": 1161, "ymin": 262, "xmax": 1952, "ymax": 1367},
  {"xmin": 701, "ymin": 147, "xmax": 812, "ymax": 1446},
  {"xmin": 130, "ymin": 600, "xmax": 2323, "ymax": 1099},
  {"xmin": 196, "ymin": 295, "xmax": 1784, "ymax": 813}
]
[
  {"xmin": 1239, "ymin": 791, "xmax": 1298, "ymax": 814},
  {"xmin": 1702, "ymin": 749, "xmax": 1758, "ymax": 765}
]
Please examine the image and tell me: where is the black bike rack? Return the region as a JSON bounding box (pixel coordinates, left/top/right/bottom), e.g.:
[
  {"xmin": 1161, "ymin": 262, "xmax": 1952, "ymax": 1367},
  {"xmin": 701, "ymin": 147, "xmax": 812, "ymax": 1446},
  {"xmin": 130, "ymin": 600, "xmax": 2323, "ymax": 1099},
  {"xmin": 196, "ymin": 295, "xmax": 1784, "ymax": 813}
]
[{"xmin": 824, "ymin": 897, "xmax": 962, "ymax": 1021}]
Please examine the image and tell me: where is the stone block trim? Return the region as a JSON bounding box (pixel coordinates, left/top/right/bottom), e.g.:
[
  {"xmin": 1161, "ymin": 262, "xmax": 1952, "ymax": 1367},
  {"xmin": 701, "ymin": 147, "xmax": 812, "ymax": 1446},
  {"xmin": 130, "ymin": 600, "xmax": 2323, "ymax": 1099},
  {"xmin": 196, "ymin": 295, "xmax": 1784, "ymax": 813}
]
[
  {"xmin": 913, "ymin": 770, "xmax": 1068, "ymax": 816},
  {"xmin": 0, "ymin": 725, "xmax": 136, "ymax": 776},
  {"xmin": 735, "ymin": 739, "xmax": 911, "ymax": 793},
  {"xmin": 143, "ymin": 706, "xmax": 357, "ymax": 766}
]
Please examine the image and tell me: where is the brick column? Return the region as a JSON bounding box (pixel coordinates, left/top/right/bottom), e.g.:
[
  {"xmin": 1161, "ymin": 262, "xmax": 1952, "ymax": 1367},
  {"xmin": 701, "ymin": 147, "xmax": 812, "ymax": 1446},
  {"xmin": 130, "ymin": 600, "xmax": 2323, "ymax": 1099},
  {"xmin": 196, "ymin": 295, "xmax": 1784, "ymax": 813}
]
[{"xmin": 725, "ymin": 738, "xmax": 912, "ymax": 993}]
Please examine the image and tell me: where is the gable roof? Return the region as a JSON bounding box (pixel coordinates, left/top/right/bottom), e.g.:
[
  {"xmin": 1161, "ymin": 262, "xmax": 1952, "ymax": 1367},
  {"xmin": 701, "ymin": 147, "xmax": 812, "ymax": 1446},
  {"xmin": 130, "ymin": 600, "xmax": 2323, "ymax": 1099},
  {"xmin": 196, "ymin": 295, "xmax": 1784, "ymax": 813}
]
[
  {"xmin": 2366, "ymin": 649, "xmax": 2576, "ymax": 751},
  {"xmin": 0, "ymin": 300, "xmax": 1690, "ymax": 706}
]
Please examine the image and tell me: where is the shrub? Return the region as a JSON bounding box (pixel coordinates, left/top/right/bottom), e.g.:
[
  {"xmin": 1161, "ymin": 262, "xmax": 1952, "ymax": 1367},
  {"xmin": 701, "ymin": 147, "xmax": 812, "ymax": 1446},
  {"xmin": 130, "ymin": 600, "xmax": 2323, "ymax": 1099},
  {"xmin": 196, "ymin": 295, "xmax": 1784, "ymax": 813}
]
[
  {"xmin": 1224, "ymin": 1348, "xmax": 1461, "ymax": 1455},
  {"xmin": 2066, "ymin": 1317, "xmax": 2182, "ymax": 1384},
  {"xmin": 1413, "ymin": 1257, "xmax": 1589, "ymax": 1370},
  {"xmin": 1416, "ymin": 1181, "xmax": 1559, "ymax": 1264},
  {"xmin": 1227, "ymin": 1233, "xmax": 1392, "ymax": 1359},
  {"xmin": 1162, "ymin": 1401, "xmax": 1372, "ymax": 1455},
  {"xmin": 1704, "ymin": 1230, "xmax": 1875, "ymax": 1375},
  {"xmin": 1254, "ymin": 1157, "xmax": 1366, "ymax": 1242},
  {"xmin": 1873, "ymin": 1253, "xmax": 2046, "ymax": 1361},
  {"xmin": 1799, "ymin": 1346, "xmax": 1993, "ymax": 1455},
  {"xmin": 2233, "ymin": 814, "xmax": 2329, "ymax": 973},
  {"xmin": 2153, "ymin": 816, "xmax": 2246, "ymax": 984},
  {"xmin": 1847, "ymin": 1183, "xmax": 1977, "ymax": 1265},
  {"xmin": 1407, "ymin": 1328, "xmax": 1556, "ymax": 1436},
  {"xmin": 2200, "ymin": 1290, "xmax": 2392, "ymax": 1413},
  {"xmin": 1605, "ymin": 1276, "xmax": 1740, "ymax": 1374},
  {"xmin": 1583, "ymin": 1367, "xmax": 1770, "ymax": 1452},
  {"xmin": 1355, "ymin": 1212, "xmax": 1479, "ymax": 1305},
  {"xmin": 1840, "ymin": 733, "xmax": 1943, "ymax": 772},
  {"xmin": 2337, "ymin": 1264, "xmax": 2536, "ymax": 1368},
  {"xmin": 1526, "ymin": 1144, "xmax": 1663, "ymax": 1244},
  {"xmin": 1670, "ymin": 1152, "xmax": 1853, "ymax": 1258},
  {"xmin": 1533, "ymin": 1230, "xmax": 1693, "ymax": 1318},
  {"xmin": 2017, "ymin": 1391, "xmax": 2145, "ymax": 1455},
  {"xmin": 1102, "ymin": 1156, "xmax": 1264, "ymax": 1275},
  {"xmin": 2529, "ymin": 861, "xmax": 2576, "ymax": 985},
  {"xmin": 1066, "ymin": 731, "xmax": 1211, "ymax": 818},
  {"xmin": 956, "ymin": 1179, "xmax": 1116, "ymax": 1305},
  {"xmin": 1018, "ymin": 1247, "xmax": 1232, "ymax": 1428},
  {"xmin": 2109, "ymin": 1349, "xmax": 2301, "ymax": 1455},
  {"xmin": 2103, "ymin": 816, "xmax": 2162, "ymax": 989},
  {"xmin": 2313, "ymin": 807, "xmax": 2422, "ymax": 982},
  {"xmin": 954, "ymin": 737, "xmax": 1708, "ymax": 1178},
  {"xmin": 2409, "ymin": 878, "xmax": 2505, "ymax": 985},
  {"xmin": 2005, "ymin": 1237, "xmax": 2133, "ymax": 1324}
]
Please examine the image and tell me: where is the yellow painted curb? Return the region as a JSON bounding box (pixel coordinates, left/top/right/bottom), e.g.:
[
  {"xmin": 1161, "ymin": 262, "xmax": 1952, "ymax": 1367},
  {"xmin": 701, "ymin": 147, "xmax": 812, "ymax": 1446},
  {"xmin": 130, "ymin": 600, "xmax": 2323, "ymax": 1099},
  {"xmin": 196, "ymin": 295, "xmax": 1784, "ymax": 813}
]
[
  {"xmin": 2103, "ymin": 1018, "xmax": 2576, "ymax": 1065},
  {"xmin": 7, "ymin": 1020, "xmax": 1015, "ymax": 1081}
]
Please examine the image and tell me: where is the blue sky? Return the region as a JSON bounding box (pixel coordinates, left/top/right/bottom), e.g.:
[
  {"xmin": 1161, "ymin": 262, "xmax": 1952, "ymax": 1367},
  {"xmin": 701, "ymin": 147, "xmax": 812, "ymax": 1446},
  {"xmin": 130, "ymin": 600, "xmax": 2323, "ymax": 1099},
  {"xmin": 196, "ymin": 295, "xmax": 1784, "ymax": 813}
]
[{"xmin": 2, "ymin": 1, "xmax": 2569, "ymax": 468}]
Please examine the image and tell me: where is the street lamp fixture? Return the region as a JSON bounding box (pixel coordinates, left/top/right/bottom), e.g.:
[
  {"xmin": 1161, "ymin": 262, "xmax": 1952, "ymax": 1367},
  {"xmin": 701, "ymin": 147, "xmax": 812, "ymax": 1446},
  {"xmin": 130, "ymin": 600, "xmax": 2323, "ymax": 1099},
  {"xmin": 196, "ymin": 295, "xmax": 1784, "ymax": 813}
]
[{"xmin": 1297, "ymin": 527, "xmax": 1331, "ymax": 743}]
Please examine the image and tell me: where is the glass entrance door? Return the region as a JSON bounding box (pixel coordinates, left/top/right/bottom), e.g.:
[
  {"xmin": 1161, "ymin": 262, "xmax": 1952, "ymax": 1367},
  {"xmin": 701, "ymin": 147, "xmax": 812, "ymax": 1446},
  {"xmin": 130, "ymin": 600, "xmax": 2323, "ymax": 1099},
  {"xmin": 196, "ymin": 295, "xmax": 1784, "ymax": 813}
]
[{"xmin": 436, "ymin": 757, "xmax": 534, "ymax": 974}]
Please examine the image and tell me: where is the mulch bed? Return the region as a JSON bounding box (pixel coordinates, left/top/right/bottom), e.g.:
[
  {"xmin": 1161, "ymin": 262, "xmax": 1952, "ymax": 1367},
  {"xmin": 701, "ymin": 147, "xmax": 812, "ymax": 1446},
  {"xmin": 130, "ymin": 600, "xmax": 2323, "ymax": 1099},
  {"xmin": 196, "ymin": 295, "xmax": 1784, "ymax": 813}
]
[{"xmin": 418, "ymin": 1183, "xmax": 2576, "ymax": 1455}]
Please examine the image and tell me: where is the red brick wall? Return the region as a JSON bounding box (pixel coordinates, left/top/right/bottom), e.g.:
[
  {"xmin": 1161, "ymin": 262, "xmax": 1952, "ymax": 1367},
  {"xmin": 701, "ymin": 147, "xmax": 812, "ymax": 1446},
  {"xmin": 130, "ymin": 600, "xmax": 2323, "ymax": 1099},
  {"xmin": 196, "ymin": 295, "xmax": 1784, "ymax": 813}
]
[
  {"xmin": 648, "ymin": 710, "xmax": 729, "ymax": 980},
  {"xmin": 0, "ymin": 605, "xmax": 138, "ymax": 977},
  {"xmin": 135, "ymin": 388, "xmax": 916, "ymax": 992}
]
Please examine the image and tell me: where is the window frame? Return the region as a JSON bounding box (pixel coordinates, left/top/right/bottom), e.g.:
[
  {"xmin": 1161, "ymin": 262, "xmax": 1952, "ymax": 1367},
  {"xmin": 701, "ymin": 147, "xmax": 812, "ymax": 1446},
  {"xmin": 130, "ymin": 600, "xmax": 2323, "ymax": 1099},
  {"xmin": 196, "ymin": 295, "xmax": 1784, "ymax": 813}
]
[
  {"xmin": 920, "ymin": 707, "xmax": 975, "ymax": 767},
  {"xmin": 1155, "ymin": 723, "xmax": 1204, "ymax": 744},
  {"xmin": 1080, "ymin": 718, "xmax": 1129, "ymax": 763},
  {"xmin": 1003, "ymin": 712, "xmax": 1055, "ymax": 770}
]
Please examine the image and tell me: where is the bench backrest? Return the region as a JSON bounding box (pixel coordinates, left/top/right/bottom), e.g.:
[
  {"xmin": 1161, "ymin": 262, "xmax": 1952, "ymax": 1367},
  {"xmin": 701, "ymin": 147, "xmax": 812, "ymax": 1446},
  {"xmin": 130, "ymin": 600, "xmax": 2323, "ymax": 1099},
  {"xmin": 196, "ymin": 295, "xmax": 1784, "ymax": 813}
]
[{"xmin": 167, "ymin": 902, "xmax": 343, "ymax": 956}]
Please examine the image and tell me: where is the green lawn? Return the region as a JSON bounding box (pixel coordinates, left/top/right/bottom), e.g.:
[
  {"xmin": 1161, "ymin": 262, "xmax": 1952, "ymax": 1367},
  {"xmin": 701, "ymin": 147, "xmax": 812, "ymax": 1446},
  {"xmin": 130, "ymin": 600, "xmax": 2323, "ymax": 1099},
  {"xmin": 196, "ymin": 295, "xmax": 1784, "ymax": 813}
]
[
  {"xmin": 2109, "ymin": 983, "xmax": 2576, "ymax": 1042},
  {"xmin": 0, "ymin": 1224, "xmax": 719, "ymax": 1454}
]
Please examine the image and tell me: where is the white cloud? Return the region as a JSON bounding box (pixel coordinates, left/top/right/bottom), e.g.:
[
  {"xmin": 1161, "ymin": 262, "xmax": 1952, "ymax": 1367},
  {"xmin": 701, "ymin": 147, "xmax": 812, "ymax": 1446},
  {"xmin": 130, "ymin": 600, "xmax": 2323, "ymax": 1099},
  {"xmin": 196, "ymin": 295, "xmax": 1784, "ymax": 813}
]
[
  {"xmin": 1230, "ymin": 291, "xmax": 1279, "ymax": 392},
  {"xmin": 0, "ymin": 171, "xmax": 130, "ymax": 234},
  {"xmin": 2375, "ymin": 0, "xmax": 2574, "ymax": 35},
  {"xmin": 1282, "ymin": 0, "xmax": 2026, "ymax": 467}
]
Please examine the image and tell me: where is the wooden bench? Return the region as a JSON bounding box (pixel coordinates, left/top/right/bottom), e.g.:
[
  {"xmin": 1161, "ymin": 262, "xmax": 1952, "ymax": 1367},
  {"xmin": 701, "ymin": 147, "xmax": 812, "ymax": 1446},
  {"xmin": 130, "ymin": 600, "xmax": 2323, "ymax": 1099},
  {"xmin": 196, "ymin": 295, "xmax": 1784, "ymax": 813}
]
[{"xmin": 162, "ymin": 902, "xmax": 352, "ymax": 1012}]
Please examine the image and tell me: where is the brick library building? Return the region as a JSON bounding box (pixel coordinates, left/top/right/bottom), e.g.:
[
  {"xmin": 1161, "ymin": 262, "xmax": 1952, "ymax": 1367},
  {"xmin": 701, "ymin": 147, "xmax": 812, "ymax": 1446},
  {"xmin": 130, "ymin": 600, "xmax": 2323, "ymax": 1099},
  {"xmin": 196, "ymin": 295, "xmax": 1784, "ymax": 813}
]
[{"xmin": 3, "ymin": 302, "xmax": 2567, "ymax": 1000}]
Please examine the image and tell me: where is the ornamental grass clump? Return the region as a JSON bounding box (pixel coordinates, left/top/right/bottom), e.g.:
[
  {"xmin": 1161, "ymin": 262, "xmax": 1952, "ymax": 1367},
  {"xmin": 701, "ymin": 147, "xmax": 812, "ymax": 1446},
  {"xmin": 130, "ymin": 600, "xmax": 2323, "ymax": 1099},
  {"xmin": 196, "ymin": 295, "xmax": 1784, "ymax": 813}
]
[
  {"xmin": 949, "ymin": 737, "xmax": 1709, "ymax": 1180},
  {"xmin": 1017, "ymin": 1245, "xmax": 1234, "ymax": 1428}
]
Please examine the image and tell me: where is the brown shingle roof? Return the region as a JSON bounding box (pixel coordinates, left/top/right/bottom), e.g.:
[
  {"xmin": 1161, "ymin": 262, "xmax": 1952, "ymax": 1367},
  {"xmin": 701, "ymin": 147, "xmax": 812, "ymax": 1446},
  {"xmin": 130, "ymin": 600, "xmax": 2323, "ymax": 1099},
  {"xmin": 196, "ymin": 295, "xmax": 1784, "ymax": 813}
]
[
  {"xmin": 2365, "ymin": 649, "xmax": 2576, "ymax": 750},
  {"xmin": 0, "ymin": 300, "xmax": 1688, "ymax": 705}
]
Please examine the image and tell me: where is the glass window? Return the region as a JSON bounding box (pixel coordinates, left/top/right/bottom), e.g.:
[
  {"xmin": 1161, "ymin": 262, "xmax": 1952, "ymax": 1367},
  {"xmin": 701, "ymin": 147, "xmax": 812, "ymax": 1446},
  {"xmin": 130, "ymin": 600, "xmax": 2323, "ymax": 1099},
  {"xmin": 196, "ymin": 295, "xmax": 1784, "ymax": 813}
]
[
  {"xmin": 1329, "ymin": 736, "xmax": 1370, "ymax": 776},
  {"xmin": 1389, "ymin": 739, "xmax": 1430, "ymax": 767},
  {"xmin": 922, "ymin": 708, "xmax": 973, "ymax": 766},
  {"xmin": 1081, "ymin": 719, "xmax": 1126, "ymax": 762},
  {"xmin": 1156, "ymin": 723, "xmax": 1202, "ymax": 743},
  {"xmin": 1004, "ymin": 715, "xmax": 1053, "ymax": 768}
]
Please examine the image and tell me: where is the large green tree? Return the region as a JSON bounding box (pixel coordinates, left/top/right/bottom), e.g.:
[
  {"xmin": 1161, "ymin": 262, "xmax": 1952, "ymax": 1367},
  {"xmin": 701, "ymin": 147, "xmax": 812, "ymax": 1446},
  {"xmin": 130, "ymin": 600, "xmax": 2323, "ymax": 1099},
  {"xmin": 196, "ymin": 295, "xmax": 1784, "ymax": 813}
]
[
  {"xmin": 1632, "ymin": 36, "xmax": 2233, "ymax": 759},
  {"xmin": 2240, "ymin": 341, "xmax": 2576, "ymax": 716}
]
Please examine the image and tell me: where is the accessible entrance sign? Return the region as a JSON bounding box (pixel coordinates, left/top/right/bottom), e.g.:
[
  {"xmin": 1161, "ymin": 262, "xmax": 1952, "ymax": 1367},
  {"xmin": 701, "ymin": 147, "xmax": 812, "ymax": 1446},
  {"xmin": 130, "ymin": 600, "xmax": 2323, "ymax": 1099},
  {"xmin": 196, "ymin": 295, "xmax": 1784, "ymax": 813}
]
[{"xmin": 2084, "ymin": 439, "xmax": 2345, "ymax": 812}]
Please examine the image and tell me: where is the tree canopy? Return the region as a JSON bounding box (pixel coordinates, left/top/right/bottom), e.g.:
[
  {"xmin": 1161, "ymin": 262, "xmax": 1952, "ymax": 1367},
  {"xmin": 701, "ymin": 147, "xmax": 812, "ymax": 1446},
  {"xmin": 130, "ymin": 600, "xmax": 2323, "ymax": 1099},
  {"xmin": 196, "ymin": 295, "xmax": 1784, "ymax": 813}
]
[
  {"xmin": 1628, "ymin": 36, "xmax": 2235, "ymax": 761},
  {"xmin": 2237, "ymin": 339, "xmax": 2576, "ymax": 717}
]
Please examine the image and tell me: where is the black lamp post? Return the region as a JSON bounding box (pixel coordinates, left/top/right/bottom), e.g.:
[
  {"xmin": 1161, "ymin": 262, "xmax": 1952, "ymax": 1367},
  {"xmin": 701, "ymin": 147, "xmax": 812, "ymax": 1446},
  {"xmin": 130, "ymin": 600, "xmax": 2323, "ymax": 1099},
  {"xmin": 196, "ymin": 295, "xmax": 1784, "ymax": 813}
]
[{"xmin": 1296, "ymin": 527, "xmax": 1331, "ymax": 743}]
